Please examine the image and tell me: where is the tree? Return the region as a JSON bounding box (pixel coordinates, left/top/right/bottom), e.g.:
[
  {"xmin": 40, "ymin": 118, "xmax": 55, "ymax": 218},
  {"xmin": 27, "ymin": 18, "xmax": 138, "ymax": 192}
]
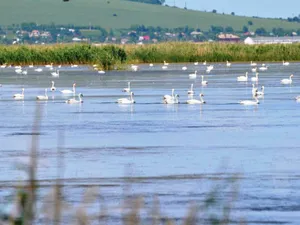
[
  {"xmin": 243, "ymin": 26, "xmax": 249, "ymax": 33},
  {"xmin": 248, "ymin": 20, "xmax": 253, "ymax": 26},
  {"xmin": 255, "ymin": 27, "xmax": 267, "ymax": 36},
  {"xmin": 231, "ymin": 12, "xmax": 235, "ymax": 16},
  {"xmin": 225, "ymin": 26, "xmax": 234, "ymax": 32},
  {"xmin": 212, "ymin": 9, "xmax": 217, "ymax": 13}
]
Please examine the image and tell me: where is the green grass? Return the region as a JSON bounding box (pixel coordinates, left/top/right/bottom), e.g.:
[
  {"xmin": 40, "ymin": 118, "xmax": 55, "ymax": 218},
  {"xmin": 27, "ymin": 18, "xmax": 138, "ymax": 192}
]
[{"xmin": 1, "ymin": 0, "xmax": 300, "ymax": 31}]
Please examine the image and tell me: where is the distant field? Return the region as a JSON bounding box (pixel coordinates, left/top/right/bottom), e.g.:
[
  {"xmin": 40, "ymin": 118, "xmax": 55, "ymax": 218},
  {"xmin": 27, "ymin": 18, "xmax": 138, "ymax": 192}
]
[{"xmin": 2, "ymin": 0, "xmax": 300, "ymax": 31}]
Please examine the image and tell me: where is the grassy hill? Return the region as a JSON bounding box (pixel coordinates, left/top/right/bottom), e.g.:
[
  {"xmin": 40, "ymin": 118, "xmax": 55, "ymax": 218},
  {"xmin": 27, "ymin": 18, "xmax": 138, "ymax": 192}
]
[{"xmin": 2, "ymin": 0, "xmax": 300, "ymax": 31}]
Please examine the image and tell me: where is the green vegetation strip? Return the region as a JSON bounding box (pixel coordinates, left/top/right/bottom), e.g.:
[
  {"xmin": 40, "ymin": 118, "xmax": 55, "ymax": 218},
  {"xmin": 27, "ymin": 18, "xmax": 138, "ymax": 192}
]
[{"xmin": 1, "ymin": 43, "xmax": 300, "ymax": 69}]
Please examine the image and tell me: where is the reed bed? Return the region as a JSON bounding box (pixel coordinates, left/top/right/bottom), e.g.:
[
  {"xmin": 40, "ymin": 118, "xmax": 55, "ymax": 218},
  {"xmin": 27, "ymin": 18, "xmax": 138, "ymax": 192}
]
[
  {"xmin": 124, "ymin": 42, "xmax": 300, "ymax": 63},
  {"xmin": 1, "ymin": 42, "xmax": 299, "ymax": 70}
]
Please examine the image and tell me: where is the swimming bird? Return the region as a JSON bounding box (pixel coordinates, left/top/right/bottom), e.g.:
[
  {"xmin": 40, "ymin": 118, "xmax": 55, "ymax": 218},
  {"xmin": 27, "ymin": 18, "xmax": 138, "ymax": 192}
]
[
  {"xmin": 131, "ymin": 64, "xmax": 138, "ymax": 71},
  {"xmin": 61, "ymin": 83, "xmax": 76, "ymax": 94},
  {"xmin": 45, "ymin": 63, "xmax": 53, "ymax": 68},
  {"xmin": 259, "ymin": 65, "xmax": 268, "ymax": 71},
  {"xmin": 21, "ymin": 70, "xmax": 28, "ymax": 75},
  {"xmin": 194, "ymin": 62, "xmax": 199, "ymax": 66},
  {"xmin": 162, "ymin": 65, "xmax": 168, "ymax": 70},
  {"xmin": 283, "ymin": 60, "xmax": 290, "ymax": 66},
  {"xmin": 251, "ymin": 73, "xmax": 259, "ymax": 82},
  {"xmin": 15, "ymin": 68, "xmax": 22, "ymax": 74},
  {"xmin": 15, "ymin": 66, "xmax": 22, "ymax": 69},
  {"xmin": 66, "ymin": 93, "xmax": 83, "ymax": 104},
  {"xmin": 189, "ymin": 70, "xmax": 197, "ymax": 78},
  {"xmin": 182, "ymin": 66, "xmax": 187, "ymax": 71},
  {"xmin": 237, "ymin": 72, "xmax": 248, "ymax": 82},
  {"xmin": 296, "ymin": 96, "xmax": 300, "ymax": 101},
  {"xmin": 187, "ymin": 93, "xmax": 206, "ymax": 104},
  {"xmin": 117, "ymin": 92, "xmax": 135, "ymax": 104},
  {"xmin": 71, "ymin": 64, "xmax": 78, "ymax": 68},
  {"xmin": 206, "ymin": 65, "xmax": 214, "ymax": 73},
  {"xmin": 149, "ymin": 63, "xmax": 154, "ymax": 67},
  {"xmin": 201, "ymin": 75, "xmax": 208, "ymax": 86},
  {"xmin": 163, "ymin": 89, "xmax": 175, "ymax": 100},
  {"xmin": 226, "ymin": 61, "xmax": 231, "ymax": 67},
  {"xmin": 256, "ymin": 86, "xmax": 265, "ymax": 97},
  {"xmin": 239, "ymin": 97, "xmax": 259, "ymax": 105},
  {"xmin": 13, "ymin": 88, "xmax": 24, "ymax": 100},
  {"xmin": 281, "ymin": 74, "xmax": 293, "ymax": 84},
  {"xmin": 34, "ymin": 68, "xmax": 43, "ymax": 72},
  {"xmin": 203, "ymin": 61, "xmax": 207, "ymax": 66},
  {"xmin": 250, "ymin": 61, "xmax": 257, "ymax": 66},
  {"xmin": 36, "ymin": 89, "xmax": 48, "ymax": 100},
  {"xmin": 28, "ymin": 64, "xmax": 34, "ymax": 68},
  {"xmin": 50, "ymin": 81, "xmax": 56, "ymax": 91},
  {"xmin": 122, "ymin": 82, "xmax": 131, "ymax": 93},
  {"xmin": 251, "ymin": 67, "xmax": 257, "ymax": 73},
  {"xmin": 0, "ymin": 64, "xmax": 6, "ymax": 68},
  {"xmin": 163, "ymin": 94, "xmax": 179, "ymax": 104},
  {"xmin": 163, "ymin": 61, "xmax": 169, "ymax": 66},
  {"xmin": 187, "ymin": 84, "xmax": 194, "ymax": 95},
  {"xmin": 252, "ymin": 84, "xmax": 258, "ymax": 97},
  {"xmin": 98, "ymin": 70, "xmax": 105, "ymax": 74},
  {"xmin": 51, "ymin": 70, "xmax": 59, "ymax": 77}
]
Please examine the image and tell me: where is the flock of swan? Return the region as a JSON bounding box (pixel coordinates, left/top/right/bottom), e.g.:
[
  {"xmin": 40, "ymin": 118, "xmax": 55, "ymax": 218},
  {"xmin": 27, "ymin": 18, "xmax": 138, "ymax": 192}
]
[{"xmin": 0, "ymin": 60, "xmax": 299, "ymax": 105}]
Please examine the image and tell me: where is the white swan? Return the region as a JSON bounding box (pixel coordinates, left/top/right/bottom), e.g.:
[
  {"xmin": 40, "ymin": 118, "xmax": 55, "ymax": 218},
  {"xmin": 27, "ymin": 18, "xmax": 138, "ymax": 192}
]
[
  {"xmin": 123, "ymin": 82, "xmax": 131, "ymax": 93},
  {"xmin": 66, "ymin": 93, "xmax": 83, "ymax": 104},
  {"xmin": 50, "ymin": 81, "xmax": 56, "ymax": 91},
  {"xmin": 34, "ymin": 68, "xmax": 43, "ymax": 72},
  {"xmin": 0, "ymin": 64, "xmax": 6, "ymax": 68},
  {"xmin": 201, "ymin": 75, "xmax": 208, "ymax": 86},
  {"xmin": 206, "ymin": 65, "xmax": 214, "ymax": 73},
  {"xmin": 194, "ymin": 62, "xmax": 199, "ymax": 66},
  {"xmin": 251, "ymin": 67, "xmax": 257, "ymax": 73},
  {"xmin": 250, "ymin": 61, "xmax": 257, "ymax": 66},
  {"xmin": 15, "ymin": 66, "xmax": 22, "ymax": 69},
  {"xmin": 163, "ymin": 61, "xmax": 169, "ymax": 66},
  {"xmin": 45, "ymin": 63, "xmax": 53, "ymax": 68},
  {"xmin": 182, "ymin": 66, "xmax": 187, "ymax": 71},
  {"xmin": 58, "ymin": 65, "xmax": 62, "ymax": 68},
  {"xmin": 296, "ymin": 96, "xmax": 300, "ymax": 101},
  {"xmin": 51, "ymin": 70, "xmax": 59, "ymax": 77},
  {"xmin": 237, "ymin": 72, "xmax": 248, "ymax": 82},
  {"xmin": 21, "ymin": 70, "xmax": 28, "ymax": 75},
  {"xmin": 28, "ymin": 64, "xmax": 34, "ymax": 68},
  {"xmin": 15, "ymin": 68, "xmax": 22, "ymax": 74},
  {"xmin": 163, "ymin": 94, "xmax": 179, "ymax": 104},
  {"xmin": 252, "ymin": 84, "xmax": 258, "ymax": 97},
  {"xmin": 36, "ymin": 89, "xmax": 48, "ymax": 100},
  {"xmin": 281, "ymin": 74, "xmax": 293, "ymax": 84},
  {"xmin": 187, "ymin": 84, "xmax": 194, "ymax": 95},
  {"xmin": 117, "ymin": 92, "xmax": 135, "ymax": 104},
  {"xmin": 240, "ymin": 97, "xmax": 259, "ymax": 105},
  {"xmin": 162, "ymin": 65, "xmax": 168, "ymax": 70},
  {"xmin": 189, "ymin": 70, "xmax": 197, "ymax": 78},
  {"xmin": 98, "ymin": 70, "xmax": 105, "ymax": 74},
  {"xmin": 163, "ymin": 89, "xmax": 175, "ymax": 100},
  {"xmin": 203, "ymin": 61, "xmax": 207, "ymax": 66},
  {"xmin": 61, "ymin": 83, "xmax": 76, "ymax": 94},
  {"xmin": 149, "ymin": 63, "xmax": 154, "ymax": 67},
  {"xmin": 256, "ymin": 86, "xmax": 265, "ymax": 97},
  {"xmin": 251, "ymin": 73, "xmax": 259, "ymax": 82},
  {"xmin": 131, "ymin": 64, "xmax": 138, "ymax": 71},
  {"xmin": 187, "ymin": 93, "xmax": 205, "ymax": 104},
  {"xmin": 259, "ymin": 65, "xmax": 268, "ymax": 71},
  {"xmin": 283, "ymin": 60, "xmax": 290, "ymax": 66},
  {"xmin": 71, "ymin": 64, "xmax": 78, "ymax": 68},
  {"xmin": 226, "ymin": 61, "xmax": 231, "ymax": 67},
  {"xmin": 13, "ymin": 88, "xmax": 24, "ymax": 100}
]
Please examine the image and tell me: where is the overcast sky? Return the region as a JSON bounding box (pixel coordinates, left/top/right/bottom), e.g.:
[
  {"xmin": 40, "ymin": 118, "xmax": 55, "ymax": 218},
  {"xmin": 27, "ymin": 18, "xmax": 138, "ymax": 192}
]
[{"xmin": 166, "ymin": 0, "xmax": 299, "ymax": 18}]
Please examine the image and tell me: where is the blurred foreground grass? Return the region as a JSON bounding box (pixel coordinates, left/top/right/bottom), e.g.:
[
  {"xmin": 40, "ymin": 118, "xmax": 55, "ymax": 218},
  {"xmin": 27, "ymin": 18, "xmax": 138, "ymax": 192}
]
[{"xmin": 0, "ymin": 105, "xmax": 242, "ymax": 225}]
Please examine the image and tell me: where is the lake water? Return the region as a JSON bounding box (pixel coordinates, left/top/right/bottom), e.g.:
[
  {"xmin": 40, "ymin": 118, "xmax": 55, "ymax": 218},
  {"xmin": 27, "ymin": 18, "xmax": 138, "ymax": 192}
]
[{"xmin": 0, "ymin": 62, "xmax": 300, "ymax": 224}]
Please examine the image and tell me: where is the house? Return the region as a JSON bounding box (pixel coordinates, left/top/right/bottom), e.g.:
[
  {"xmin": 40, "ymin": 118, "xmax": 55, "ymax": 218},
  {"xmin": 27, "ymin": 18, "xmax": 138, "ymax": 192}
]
[
  {"xmin": 41, "ymin": 31, "xmax": 51, "ymax": 38},
  {"xmin": 30, "ymin": 30, "xmax": 40, "ymax": 38},
  {"xmin": 190, "ymin": 31, "xmax": 203, "ymax": 36},
  {"xmin": 72, "ymin": 37, "xmax": 82, "ymax": 42},
  {"xmin": 143, "ymin": 35, "xmax": 150, "ymax": 41},
  {"xmin": 218, "ymin": 33, "xmax": 240, "ymax": 43},
  {"xmin": 244, "ymin": 36, "xmax": 300, "ymax": 45}
]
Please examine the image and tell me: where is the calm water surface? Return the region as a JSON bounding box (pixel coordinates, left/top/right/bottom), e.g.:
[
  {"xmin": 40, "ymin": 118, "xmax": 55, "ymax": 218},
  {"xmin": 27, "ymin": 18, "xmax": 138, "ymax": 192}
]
[{"xmin": 0, "ymin": 63, "xmax": 300, "ymax": 224}]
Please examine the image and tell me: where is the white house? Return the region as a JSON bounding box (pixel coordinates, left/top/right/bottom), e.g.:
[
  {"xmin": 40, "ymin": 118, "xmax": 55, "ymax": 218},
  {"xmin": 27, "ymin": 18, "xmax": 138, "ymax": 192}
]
[{"xmin": 245, "ymin": 36, "xmax": 300, "ymax": 45}]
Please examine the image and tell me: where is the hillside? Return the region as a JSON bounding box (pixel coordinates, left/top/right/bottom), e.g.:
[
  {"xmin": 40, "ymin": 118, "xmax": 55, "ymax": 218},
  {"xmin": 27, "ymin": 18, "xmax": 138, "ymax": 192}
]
[{"xmin": 2, "ymin": 0, "xmax": 300, "ymax": 31}]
